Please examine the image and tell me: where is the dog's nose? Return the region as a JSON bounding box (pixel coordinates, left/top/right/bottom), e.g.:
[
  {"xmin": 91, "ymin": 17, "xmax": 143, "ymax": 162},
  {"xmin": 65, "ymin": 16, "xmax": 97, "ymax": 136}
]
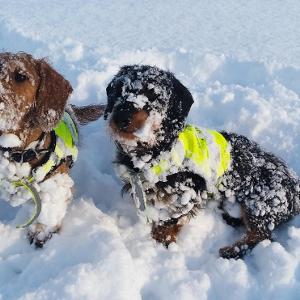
[{"xmin": 112, "ymin": 108, "xmax": 132, "ymax": 130}]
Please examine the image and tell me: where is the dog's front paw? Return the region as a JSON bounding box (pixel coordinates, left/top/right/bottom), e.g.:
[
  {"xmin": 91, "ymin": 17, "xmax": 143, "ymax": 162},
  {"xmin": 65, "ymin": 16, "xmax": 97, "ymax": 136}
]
[
  {"xmin": 219, "ymin": 244, "xmax": 249, "ymax": 259},
  {"xmin": 28, "ymin": 231, "xmax": 51, "ymax": 248},
  {"xmin": 27, "ymin": 224, "xmax": 59, "ymax": 248},
  {"xmin": 151, "ymin": 223, "xmax": 182, "ymax": 248}
]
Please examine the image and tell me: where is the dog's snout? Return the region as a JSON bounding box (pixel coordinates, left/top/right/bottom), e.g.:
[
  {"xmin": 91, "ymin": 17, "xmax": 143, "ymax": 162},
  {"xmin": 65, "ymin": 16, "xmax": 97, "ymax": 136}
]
[{"xmin": 112, "ymin": 108, "xmax": 133, "ymax": 129}]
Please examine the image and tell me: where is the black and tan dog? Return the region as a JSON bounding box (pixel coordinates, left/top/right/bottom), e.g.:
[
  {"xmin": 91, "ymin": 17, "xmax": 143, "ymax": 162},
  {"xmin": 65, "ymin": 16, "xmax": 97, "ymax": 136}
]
[{"xmin": 105, "ymin": 65, "xmax": 300, "ymax": 259}]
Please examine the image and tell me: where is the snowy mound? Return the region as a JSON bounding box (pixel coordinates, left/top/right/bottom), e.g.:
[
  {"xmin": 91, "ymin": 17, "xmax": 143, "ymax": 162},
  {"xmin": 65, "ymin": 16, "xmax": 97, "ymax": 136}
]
[{"xmin": 1, "ymin": 1, "xmax": 300, "ymax": 299}]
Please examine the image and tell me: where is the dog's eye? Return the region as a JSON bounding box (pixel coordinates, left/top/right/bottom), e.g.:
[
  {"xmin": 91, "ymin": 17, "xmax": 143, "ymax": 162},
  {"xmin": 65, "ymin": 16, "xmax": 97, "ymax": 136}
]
[{"xmin": 14, "ymin": 71, "xmax": 28, "ymax": 83}]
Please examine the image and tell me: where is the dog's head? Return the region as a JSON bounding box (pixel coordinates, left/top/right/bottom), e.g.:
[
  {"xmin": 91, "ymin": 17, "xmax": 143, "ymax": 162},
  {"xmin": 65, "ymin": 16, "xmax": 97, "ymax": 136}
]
[
  {"xmin": 105, "ymin": 65, "xmax": 194, "ymax": 157},
  {"xmin": 0, "ymin": 52, "xmax": 72, "ymax": 133}
]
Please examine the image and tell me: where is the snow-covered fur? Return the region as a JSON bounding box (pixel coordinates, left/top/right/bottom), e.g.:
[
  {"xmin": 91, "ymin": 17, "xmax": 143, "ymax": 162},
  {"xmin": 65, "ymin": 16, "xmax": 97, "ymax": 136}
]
[
  {"xmin": 106, "ymin": 65, "xmax": 300, "ymax": 259},
  {"xmin": 0, "ymin": 150, "xmax": 74, "ymax": 245},
  {"xmin": 0, "ymin": 52, "xmax": 104, "ymax": 247}
]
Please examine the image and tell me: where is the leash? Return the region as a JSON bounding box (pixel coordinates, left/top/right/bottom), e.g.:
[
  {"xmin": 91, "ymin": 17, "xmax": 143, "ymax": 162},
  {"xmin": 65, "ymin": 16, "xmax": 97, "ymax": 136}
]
[
  {"xmin": 128, "ymin": 171, "xmax": 151, "ymax": 223},
  {"xmin": 13, "ymin": 179, "xmax": 42, "ymax": 228},
  {"xmin": 0, "ymin": 133, "xmax": 51, "ymax": 228},
  {"xmin": 0, "ymin": 111, "xmax": 78, "ymax": 229},
  {"xmin": 129, "ymin": 173, "xmax": 147, "ymax": 212}
]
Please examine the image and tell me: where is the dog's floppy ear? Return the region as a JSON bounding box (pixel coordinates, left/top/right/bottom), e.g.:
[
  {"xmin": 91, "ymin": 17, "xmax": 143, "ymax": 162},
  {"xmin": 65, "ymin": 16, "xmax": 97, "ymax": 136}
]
[
  {"xmin": 169, "ymin": 76, "xmax": 194, "ymax": 123},
  {"xmin": 34, "ymin": 59, "xmax": 73, "ymax": 131},
  {"xmin": 105, "ymin": 79, "xmax": 123, "ymax": 120},
  {"xmin": 104, "ymin": 83, "xmax": 114, "ymax": 120}
]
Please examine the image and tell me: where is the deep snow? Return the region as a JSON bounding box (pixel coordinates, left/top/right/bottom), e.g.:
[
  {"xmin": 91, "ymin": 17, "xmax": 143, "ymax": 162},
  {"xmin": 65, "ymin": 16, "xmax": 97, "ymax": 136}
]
[{"xmin": 1, "ymin": 1, "xmax": 300, "ymax": 299}]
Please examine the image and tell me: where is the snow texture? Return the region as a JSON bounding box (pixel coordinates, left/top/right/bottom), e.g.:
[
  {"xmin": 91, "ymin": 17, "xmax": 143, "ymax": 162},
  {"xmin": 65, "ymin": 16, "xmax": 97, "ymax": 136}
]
[
  {"xmin": 0, "ymin": 146, "xmax": 74, "ymax": 237},
  {"xmin": 1, "ymin": 1, "xmax": 300, "ymax": 300}
]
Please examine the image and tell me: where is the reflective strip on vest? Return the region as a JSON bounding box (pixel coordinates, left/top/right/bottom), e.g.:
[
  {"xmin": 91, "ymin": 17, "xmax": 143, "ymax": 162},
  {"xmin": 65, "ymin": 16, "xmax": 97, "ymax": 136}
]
[
  {"xmin": 207, "ymin": 129, "xmax": 231, "ymax": 177},
  {"xmin": 54, "ymin": 112, "xmax": 79, "ymax": 158},
  {"xmin": 151, "ymin": 125, "xmax": 231, "ymax": 180},
  {"xmin": 35, "ymin": 112, "xmax": 78, "ymax": 179}
]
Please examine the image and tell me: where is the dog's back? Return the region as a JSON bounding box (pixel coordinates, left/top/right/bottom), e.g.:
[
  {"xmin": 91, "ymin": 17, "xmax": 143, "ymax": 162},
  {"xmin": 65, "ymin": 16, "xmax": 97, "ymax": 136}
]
[{"xmin": 220, "ymin": 132, "xmax": 300, "ymax": 230}]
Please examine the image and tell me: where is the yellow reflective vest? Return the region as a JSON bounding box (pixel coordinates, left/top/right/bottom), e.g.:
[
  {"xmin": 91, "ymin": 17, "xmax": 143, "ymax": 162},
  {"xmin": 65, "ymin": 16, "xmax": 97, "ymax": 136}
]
[
  {"xmin": 13, "ymin": 111, "xmax": 79, "ymax": 228},
  {"xmin": 149, "ymin": 124, "xmax": 231, "ymax": 182},
  {"xmin": 33, "ymin": 111, "xmax": 78, "ymax": 181}
]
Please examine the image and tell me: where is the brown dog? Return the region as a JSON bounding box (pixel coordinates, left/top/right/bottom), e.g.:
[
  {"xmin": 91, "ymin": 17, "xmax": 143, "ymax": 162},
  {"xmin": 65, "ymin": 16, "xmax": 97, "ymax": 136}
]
[{"xmin": 0, "ymin": 52, "xmax": 104, "ymax": 246}]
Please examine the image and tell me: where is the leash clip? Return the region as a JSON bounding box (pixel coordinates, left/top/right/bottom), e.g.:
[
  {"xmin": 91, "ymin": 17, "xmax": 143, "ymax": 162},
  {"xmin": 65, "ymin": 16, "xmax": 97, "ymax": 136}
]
[{"xmin": 129, "ymin": 172, "xmax": 151, "ymax": 222}]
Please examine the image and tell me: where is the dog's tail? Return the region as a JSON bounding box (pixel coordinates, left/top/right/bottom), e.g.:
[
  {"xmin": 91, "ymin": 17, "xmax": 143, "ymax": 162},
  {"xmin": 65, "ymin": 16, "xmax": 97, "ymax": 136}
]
[{"xmin": 70, "ymin": 104, "xmax": 106, "ymax": 125}]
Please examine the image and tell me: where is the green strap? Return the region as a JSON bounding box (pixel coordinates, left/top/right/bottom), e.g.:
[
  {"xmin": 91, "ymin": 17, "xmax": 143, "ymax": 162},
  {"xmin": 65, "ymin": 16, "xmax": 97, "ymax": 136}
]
[
  {"xmin": 34, "ymin": 111, "xmax": 78, "ymax": 181},
  {"xmin": 14, "ymin": 180, "xmax": 42, "ymax": 228},
  {"xmin": 10, "ymin": 112, "xmax": 78, "ymax": 228},
  {"xmin": 55, "ymin": 112, "xmax": 78, "ymax": 149}
]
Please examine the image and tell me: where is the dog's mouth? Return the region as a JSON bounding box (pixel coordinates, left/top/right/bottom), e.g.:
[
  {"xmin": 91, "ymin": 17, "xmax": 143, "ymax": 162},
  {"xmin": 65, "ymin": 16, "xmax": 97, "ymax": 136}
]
[
  {"xmin": 109, "ymin": 109, "xmax": 162, "ymax": 146},
  {"xmin": 109, "ymin": 109, "xmax": 148, "ymax": 138}
]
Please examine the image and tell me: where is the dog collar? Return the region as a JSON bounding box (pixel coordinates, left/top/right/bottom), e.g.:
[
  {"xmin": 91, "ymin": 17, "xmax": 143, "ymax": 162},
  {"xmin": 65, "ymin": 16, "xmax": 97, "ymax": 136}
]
[{"xmin": 0, "ymin": 132, "xmax": 49, "ymax": 163}]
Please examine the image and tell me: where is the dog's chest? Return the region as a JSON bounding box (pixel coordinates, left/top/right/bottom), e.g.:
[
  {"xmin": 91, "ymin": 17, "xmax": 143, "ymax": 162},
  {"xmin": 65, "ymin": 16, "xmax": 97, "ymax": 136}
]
[
  {"xmin": 0, "ymin": 151, "xmax": 34, "ymax": 206},
  {"xmin": 116, "ymin": 160, "xmax": 210, "ymax": 223},
  {"xmin": 116, "ymin": 126, "xmax": 232, "ymax": 222}
]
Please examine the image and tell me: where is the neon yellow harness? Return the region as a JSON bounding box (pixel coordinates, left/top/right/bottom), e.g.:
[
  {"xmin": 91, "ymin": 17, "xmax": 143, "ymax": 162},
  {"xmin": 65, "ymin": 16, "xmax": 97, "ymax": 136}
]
[
  {"xmin": 34, "ymin": 112, "xmax": 78, "ymax": 179},
  {"xmin": 130, "ymin": 125, "xmax": 231, "ymax": 219},
  {"xmin": 15, "ymin": 112, "xmax": 78, "ymax": 228},
  {"xmin": 151, "ymin": 124, "xmax": 231, "ymax": 181}
]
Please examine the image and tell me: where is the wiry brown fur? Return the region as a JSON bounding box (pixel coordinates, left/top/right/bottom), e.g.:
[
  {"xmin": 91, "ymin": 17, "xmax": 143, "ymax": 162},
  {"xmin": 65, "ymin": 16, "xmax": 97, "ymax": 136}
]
[
  {"xmin": 0, "ymin": 52, "xmax": 105, "ymax": 150},
  {"xmin": 0, "ymin": 52, "xmax": 104, "ymax": 246},
  {"xmin": 0, "ymin": 52, "xmax": 72, "ymax": 145}
]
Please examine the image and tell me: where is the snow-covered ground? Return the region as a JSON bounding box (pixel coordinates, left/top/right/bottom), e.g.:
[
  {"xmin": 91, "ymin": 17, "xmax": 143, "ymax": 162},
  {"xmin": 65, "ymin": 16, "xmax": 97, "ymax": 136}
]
[{"xmin": 1, "ymin": 1, "xmax": 300, "ymax": 299}]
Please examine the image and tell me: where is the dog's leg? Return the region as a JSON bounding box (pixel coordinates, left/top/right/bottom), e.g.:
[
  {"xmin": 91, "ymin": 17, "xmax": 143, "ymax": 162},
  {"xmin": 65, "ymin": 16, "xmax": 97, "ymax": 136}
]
[
  {"xmin": 218, "ymin": 196, "xmax": 268, "ymax": 258},
  {"xmin": 27, "ymin": 173, "xmax": 73, "ymax": 247},
  {"xmin": 27, "ymin": 223, "xmax": 61, "ymax": 248},
  {"xmin": 219, "ymin": 206, "xmax": 271, "ymax": 259},
  {"xmin": 221, "ymin": 212, "xmax": 243, "ymax": 227},
  {"xmin": 219, "ymin": 199, "xmax": 243, "ymax": 228},
  {"xmin": 151, "ymin": 220, "xmax": 183, "ymax": 247},
  {"xmin": 219, "ymin": 228, "xmax": 270, "ymax": 259}
]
